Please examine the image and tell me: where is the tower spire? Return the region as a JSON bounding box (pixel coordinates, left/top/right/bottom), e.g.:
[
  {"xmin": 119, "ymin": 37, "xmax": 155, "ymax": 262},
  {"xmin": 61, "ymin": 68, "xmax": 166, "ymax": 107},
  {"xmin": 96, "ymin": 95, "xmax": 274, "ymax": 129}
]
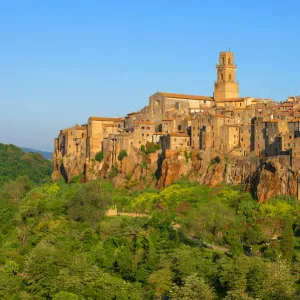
[{"xmin": 213, "ymin": 51, "xmax": 239, "ymax": 101}]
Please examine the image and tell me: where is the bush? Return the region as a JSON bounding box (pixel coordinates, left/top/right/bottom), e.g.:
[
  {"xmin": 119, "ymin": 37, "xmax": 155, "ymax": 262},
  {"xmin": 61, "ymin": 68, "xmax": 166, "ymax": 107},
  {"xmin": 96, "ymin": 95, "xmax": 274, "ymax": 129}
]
[
  {"xmin": 95, "ymin": 151, "xmax": 104, "ymax": 162},
  {"xmin": 140, "ymin": 145, "xmax": 146, "ymax": 153},
  {"xmin": 53, "ymin": 292, "xmax": 79, "ymax": 300},
  {"xmin": 145, "ymin": 142, "xmax": 160, "ymax": 154},
  {"xmin": 118, "ymin": 150, "xmax": 128, "ymax": 161}
]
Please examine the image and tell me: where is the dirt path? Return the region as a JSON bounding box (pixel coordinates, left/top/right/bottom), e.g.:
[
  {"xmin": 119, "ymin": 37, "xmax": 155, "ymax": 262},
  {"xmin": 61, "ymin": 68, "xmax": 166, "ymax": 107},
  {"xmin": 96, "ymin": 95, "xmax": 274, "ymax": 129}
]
[{"xmin": 106, "ymin": 207, "xmax": 150, "ymax": 218}]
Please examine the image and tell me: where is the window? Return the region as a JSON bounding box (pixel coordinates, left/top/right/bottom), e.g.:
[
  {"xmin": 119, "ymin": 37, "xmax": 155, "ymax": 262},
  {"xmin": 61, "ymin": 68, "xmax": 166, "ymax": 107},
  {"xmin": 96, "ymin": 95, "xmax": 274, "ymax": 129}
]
[
  {"xmin": 228, "ymin": 58, "xmax": 231, "ymax": 65},
  {"xmin": 241, "ymin": 138, "xmax": 244, "ymax": 141},
  {"xmin": 222, "ymin": 57, "xmax": 225, "ymax": 65},
  {"xmin": 229, "ymin": 74, "xmax": 232, "ymax": 81},
  {"xmin": 221, "ymin": 74, "xmax": 224, "ymax": 81}
]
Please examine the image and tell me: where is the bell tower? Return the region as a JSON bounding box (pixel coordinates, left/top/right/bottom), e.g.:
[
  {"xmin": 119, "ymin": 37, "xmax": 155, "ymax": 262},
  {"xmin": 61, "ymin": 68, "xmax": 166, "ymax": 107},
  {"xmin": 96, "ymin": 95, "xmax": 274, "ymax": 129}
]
[{"xmin": 214, "ymin": 51, "xmax": 239, "ymax": 101}]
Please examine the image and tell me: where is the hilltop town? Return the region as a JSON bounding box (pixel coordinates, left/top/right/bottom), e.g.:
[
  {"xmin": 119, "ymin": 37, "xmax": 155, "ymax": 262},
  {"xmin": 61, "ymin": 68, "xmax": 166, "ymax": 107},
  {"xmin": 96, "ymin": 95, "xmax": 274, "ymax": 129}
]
[{"xmin": 52, "ymin": 51, "xmax": 300, "ymax": 202}]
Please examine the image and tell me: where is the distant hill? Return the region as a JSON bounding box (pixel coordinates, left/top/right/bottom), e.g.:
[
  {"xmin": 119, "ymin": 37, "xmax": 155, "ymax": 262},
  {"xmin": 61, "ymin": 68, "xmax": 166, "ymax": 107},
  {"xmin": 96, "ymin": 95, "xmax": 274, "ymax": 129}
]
[
  {"xmin": 21, "ymin": 147, "xmax": 53, "ymax": 160},
  {"xmin": 0, "ymin": 143, "xmax": 53, "ymax": 187}
]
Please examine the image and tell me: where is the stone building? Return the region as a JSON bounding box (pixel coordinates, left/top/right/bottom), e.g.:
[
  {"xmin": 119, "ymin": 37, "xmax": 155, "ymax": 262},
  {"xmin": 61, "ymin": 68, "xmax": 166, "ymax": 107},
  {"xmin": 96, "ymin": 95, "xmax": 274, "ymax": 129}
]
[
  {"xmin": 86, "ymin": 117, "xmax": 124, "ymax": 160},
  {"xmin": 54, "ymin": 124, "xmax": 87, "ymax": 158},
  {"xmin": 132, "ymin": 121, "xmax": 155, "ymax": 148},
  {"xmin": 264, "ymin": 120, "xmax": 289, "ymax": 156},
  {"xmin": 148, "ymin": 92, "xmax": 214, "ymax": 125},
  {"xmin": 162, "ymin": 132, "xmax": 190, "ymax": 150}
]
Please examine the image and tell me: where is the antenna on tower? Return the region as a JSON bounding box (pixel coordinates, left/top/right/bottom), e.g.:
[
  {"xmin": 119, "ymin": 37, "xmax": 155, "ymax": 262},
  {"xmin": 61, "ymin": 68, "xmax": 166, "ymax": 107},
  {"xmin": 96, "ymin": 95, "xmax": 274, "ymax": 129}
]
[{"xmin": 229, "ymin": 47, "xmax": 231, "ymax": 52}]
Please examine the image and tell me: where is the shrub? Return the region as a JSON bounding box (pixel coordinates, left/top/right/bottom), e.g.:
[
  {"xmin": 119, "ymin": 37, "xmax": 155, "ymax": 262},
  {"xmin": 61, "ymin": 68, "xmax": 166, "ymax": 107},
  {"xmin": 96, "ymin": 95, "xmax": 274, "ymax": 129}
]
[
  {"xmin": 140, "ymin": 145, "xmax": 146, "ymax": 153},
  {"xmin": 184, "ymin": 151, "xmax": 191, "ymax": 163},
  {"xmin": 118, "ymin": 150, "xmax": 128, "ymax": 161},
  {"xmin": 145, "ymin": 142, "xmax": 160, "ymax": 154},
  {"xmin": 210, "ymin": 156, "xmax": 220, "ymax": 165},
  {"xmin": 95, "ymin": 151, "xmax": 104, "ymax": 162}
]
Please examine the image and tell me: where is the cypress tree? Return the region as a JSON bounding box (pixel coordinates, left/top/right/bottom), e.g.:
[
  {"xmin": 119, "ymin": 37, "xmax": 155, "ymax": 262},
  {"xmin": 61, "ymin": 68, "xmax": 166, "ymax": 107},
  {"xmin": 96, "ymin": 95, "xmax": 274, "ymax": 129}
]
[{"xmin": 281, "ymin": 218, "xmax": 294, "ymax": 260}]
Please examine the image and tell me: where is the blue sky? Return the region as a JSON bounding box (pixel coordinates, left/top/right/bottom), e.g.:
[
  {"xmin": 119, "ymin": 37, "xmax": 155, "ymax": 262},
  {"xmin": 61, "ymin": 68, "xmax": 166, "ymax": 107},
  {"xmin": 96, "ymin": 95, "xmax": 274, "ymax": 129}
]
[{"xmin": 0, "ymin": 0, "xmax": 299, "ymax": 151}]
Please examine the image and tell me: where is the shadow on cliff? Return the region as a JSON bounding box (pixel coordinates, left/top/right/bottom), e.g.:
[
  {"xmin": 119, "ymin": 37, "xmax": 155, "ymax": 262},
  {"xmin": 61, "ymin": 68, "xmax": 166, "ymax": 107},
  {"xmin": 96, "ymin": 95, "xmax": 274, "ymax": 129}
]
[
  {"xmin": 59, "ymin": 163, "xmax": 69, "ymax": 183},
  {"xmin": 155, "ymin": 151, "xmax": 165, "ymax": 186}
]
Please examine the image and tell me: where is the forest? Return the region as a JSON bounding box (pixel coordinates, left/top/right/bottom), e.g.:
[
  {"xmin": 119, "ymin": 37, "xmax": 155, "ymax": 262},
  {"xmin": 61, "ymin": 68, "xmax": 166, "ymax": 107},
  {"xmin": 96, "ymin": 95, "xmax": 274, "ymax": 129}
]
[{"xmin": 0, "ymin": 145, "xmax": 300, "ymax": 299}]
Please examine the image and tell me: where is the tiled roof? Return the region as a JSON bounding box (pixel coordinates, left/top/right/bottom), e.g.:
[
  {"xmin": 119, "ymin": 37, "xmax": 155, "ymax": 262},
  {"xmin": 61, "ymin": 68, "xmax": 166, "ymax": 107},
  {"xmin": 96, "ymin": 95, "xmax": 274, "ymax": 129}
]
[
  {"xmin": 169, "ymin": 132, "xmax": 190, "ymax": 137},
  {"xmin": 158, "ymin": 92, "xmax": 213, "ymax": 101},
  {"xmin": 217, "ymin": 98, "xmax": 245, "ymax": 102},
  {"xmin": 89, "ymin": 117, "xmax": 123, "ymax": 122}
]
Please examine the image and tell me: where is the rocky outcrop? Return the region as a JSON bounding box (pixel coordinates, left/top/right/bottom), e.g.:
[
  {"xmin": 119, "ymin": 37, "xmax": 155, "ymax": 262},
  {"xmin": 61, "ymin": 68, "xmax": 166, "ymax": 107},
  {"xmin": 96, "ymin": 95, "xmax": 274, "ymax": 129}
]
[
  {"xmin": 158, "ymin": 150, "xmax": 261, "ymax": 189},
  {"xmin": 52, "ymin": 154, "xmax": 86, "ymax": 182},
  {"xmin": 249, "ymin": 157, "xmax": 297, "ymax": 203},
  {"xmin": 53, "ymin": 145, "xmax": 298, "ymax": 202}
]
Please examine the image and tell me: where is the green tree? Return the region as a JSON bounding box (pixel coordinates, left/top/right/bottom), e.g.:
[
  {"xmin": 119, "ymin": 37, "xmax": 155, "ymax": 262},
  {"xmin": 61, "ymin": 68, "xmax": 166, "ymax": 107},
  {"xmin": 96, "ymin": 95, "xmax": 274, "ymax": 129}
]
[
  {"xmin": 118, "ymin": 150, "xmax": 128, "ymax": 161},
  {"xmin": 171, "ymin": 274, "xmax": 216, "ymax": 300},
  {"xmin": 53, "ymin": 292, "xmax": 79, "ymax": 300},
  {"xmin": 280, "ymin": 218, "xmax": 294, "ymax": 260},
  {"xmin": 148, "ymin": 268, "xmax": 172, "ymax": 299},
  {"xmin": 258, "ymin": 260, "xmax": 296, "ymax": 300},
  {"xmin": 67, "ymin": 181, "xmax": 111, "ymax": 225},
  {"xmin": 95, "ymin": 151, "xmax": 104, "ymax": 162}
]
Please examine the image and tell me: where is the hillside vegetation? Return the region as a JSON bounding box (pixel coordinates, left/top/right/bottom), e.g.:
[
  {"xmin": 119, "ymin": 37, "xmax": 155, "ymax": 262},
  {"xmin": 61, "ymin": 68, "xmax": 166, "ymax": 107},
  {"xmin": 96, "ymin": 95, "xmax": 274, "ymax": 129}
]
[
  {"xmin": 21, "ymin": 147, "xmax": 53, "ymax": 160},
  {"xmin": 0, "ymin": 143, "xmax": 52, "ymax": 187},
  {"xmin": 0, "ymin": 173, "xmax": 300, "ymax": 299}
]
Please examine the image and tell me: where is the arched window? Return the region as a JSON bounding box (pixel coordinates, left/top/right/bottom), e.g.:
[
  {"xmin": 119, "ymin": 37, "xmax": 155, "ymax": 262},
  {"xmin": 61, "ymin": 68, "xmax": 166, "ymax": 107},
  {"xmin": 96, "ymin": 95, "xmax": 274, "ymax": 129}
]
[
  {"xmin": 221, "ymin": 74, "xmax": 224, "ymax": 81},
  {"xmin": 222, "ymin": 57, "xmax": 225, "ymax": 65},
  {"xmin": 229, "ymin": 74, "xmax": 232, "ymax": 81},
  {"xmin": 228, "ymin": 58, "xmax": 231, "ymax": 65}
]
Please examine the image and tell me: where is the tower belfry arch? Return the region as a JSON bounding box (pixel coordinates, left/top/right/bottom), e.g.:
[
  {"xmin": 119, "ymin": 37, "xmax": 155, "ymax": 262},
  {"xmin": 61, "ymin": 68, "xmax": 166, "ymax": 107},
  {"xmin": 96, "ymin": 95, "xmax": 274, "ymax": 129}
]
[{"xmin": 213, "ymin": 51, "xmax": 239, "ymax": 101}]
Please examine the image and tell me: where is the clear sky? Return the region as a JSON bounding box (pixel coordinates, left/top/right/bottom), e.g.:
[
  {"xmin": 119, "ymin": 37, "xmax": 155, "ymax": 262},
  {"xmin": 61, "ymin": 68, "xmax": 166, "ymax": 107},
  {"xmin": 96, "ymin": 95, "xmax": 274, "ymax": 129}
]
[{"xmin": 0, "ymin": 0, "xmax": 299, "ymax": 151}]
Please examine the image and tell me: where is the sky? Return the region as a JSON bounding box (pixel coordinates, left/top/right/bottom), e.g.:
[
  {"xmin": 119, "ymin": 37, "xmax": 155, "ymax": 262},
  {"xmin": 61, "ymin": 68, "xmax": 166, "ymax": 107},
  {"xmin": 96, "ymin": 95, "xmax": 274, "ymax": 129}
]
[{"xmin": 0, "ymin": 0, "xmax": 300, "ymax": 151}]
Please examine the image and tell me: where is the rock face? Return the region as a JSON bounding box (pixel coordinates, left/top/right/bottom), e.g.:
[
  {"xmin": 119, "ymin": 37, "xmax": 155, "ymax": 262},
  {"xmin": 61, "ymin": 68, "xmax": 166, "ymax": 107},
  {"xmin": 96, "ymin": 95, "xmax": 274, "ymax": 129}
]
[
  {"xmin": 52, "ymin": 154, "xmax": 86, "ymax": 182},
  {"xmin": 53, "ymin": 146, "xmax": 298, "ymax": 202},
  {"xmin": 249, "ymin": 157, "xmax": 297, "ymax": 203},
  {"xmin": 158, "ymin": 151, "xmax": 260, "ymax": 189}
]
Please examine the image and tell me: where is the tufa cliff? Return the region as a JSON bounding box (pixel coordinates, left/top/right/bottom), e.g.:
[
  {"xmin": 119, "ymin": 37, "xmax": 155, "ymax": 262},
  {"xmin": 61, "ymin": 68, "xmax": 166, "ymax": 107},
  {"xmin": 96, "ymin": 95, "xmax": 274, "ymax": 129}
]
[{"xmin": 52, "ymin": 146, "xmax": 300, "ymax": 202}]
